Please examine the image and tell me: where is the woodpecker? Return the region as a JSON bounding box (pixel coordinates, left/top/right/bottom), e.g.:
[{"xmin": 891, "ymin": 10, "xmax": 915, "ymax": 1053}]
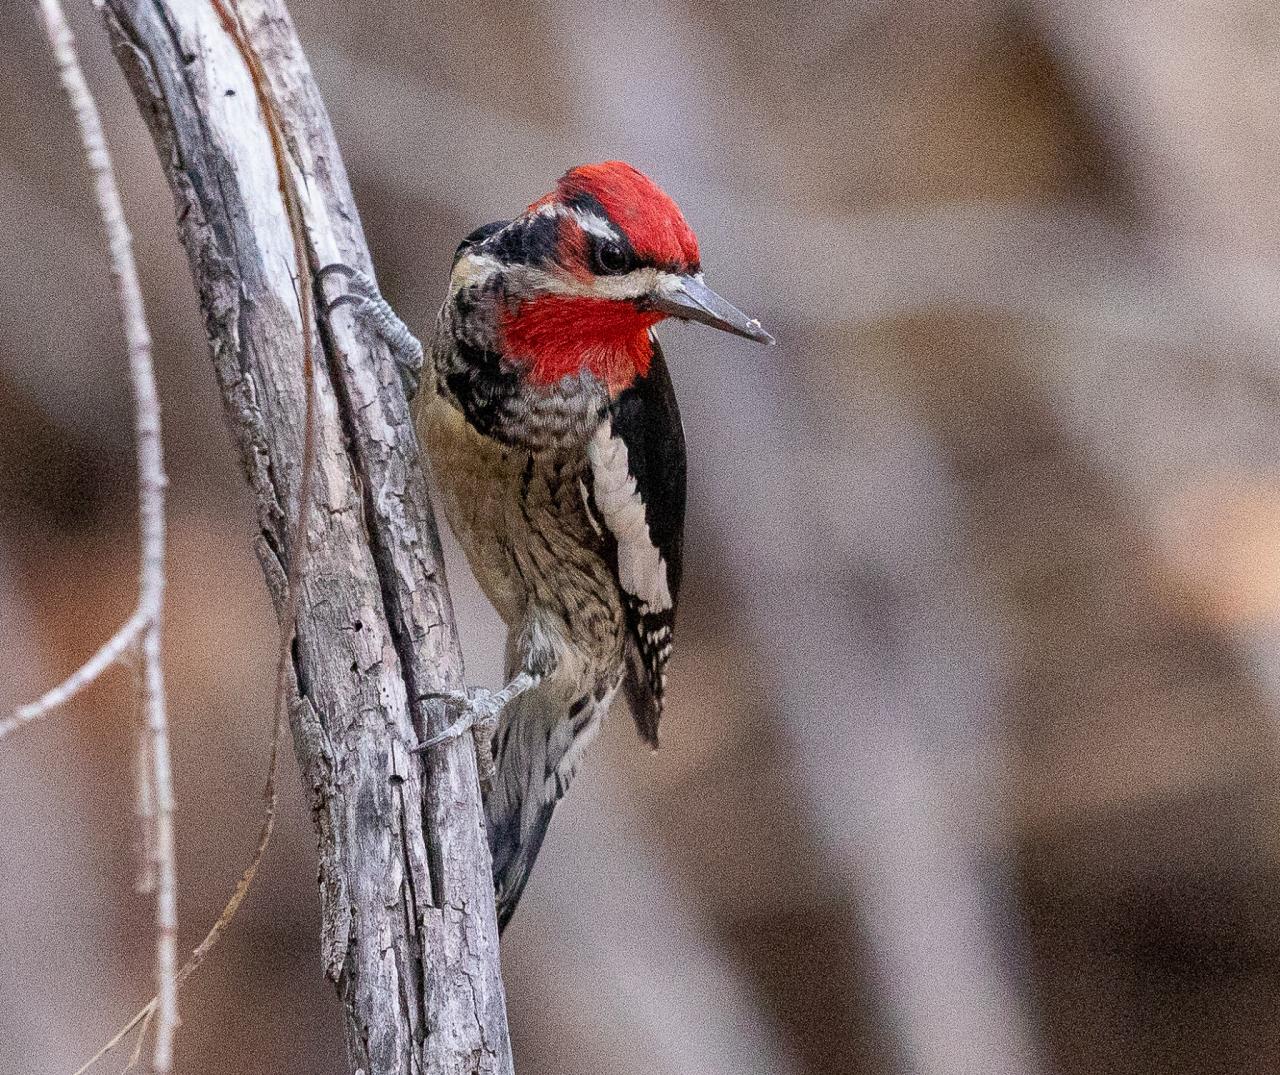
[{"xmin": 325, "ymin": 161, "xmax": 772, "ymax": 932}]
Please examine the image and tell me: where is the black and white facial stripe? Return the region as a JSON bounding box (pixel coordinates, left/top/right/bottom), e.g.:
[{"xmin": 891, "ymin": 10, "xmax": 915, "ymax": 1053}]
[{"xmin": 453, "ymin": 201, "xmax": 690, "ymax": 306}]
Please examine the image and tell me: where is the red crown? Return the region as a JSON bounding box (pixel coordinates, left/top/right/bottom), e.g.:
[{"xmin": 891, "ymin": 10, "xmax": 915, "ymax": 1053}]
[{"xmin": 554, "ymin": 161, "xmax": 700, "ymax": 271}]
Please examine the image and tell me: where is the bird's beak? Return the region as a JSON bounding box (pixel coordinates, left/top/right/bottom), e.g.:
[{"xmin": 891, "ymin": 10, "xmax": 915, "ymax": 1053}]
[{"xmin": 647, "ymin": 274, "xmax": 775, "ymax": 344}]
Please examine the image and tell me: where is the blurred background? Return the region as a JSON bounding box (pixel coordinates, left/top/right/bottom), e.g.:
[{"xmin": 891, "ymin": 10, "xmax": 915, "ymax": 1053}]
[{"xmin": 4, "ymin": 2, "xmax": 1280, "ymax": 1073}]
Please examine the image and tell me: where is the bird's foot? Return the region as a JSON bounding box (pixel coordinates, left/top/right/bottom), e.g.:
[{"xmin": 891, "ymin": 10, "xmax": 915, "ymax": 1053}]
[
  {"xmin": 412, "ymin": 673, "xmax": 538, "ymax": 783},
  {"xmin": 318, "ymin": 263, "xmax": 424, "ymax": 400}
]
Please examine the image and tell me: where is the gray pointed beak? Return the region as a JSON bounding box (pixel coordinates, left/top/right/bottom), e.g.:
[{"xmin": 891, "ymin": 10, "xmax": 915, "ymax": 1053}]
[{"xmin": 647, "ymin": 274, "xmax": 775, "ymax": 344}]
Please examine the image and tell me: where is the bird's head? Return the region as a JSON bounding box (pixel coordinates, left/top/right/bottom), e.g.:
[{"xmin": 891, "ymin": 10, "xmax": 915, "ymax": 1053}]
[{"xmin": 449, "ymin": 161, "xmax": 773, "ymax": 394}]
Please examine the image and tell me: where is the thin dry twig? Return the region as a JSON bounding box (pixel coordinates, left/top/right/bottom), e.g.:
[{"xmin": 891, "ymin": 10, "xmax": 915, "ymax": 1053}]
[
  {"xmin": 0, "ymin": 611, "xmax": 145, "ymax": 739},
  {"xmin": 121, "ymin": 1007, "xmax": 154, "ymax": 1075},
  {"xmin": 32, "ymin": 1, "xmax": 178, "ymax": 1070},
  {"xmin": 70, "ymin": 705, "xmax": 285, "ymax": 1075},
  {"xmin": 69, "ymin": 0, "xmax": 323, "ymax": 1069}
]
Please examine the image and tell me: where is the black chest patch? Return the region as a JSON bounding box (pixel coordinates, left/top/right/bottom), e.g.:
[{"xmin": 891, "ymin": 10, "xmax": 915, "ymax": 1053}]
[{"xmin": 443, "ymin": 340, "xmax": 524, "ymax": 445}]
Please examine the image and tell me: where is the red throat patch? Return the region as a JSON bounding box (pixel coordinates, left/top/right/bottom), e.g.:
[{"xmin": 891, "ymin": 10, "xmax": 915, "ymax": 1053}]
[
  {"xmin": 554, "ymin": 162, "xmax": 700, "ymax": 271},
  {"xmin": 501, "ymin": 295, "xmax": 661, "ymax": 393}
]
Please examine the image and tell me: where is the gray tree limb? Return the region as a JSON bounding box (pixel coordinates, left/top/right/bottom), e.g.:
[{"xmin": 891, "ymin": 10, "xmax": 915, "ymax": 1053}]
[{"xmin": 97, "ymin": 1, "xmax": 512, "ymax": 1072}]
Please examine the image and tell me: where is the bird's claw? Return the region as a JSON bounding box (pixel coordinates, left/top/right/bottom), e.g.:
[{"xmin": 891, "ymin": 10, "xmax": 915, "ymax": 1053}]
[
  {"xmin": 318, "ymin": 262, "xmax": 424, "ymax": 400},
  {"xmin": 412, "ymin": 686, "xmax": 507, "ymax": 784}
]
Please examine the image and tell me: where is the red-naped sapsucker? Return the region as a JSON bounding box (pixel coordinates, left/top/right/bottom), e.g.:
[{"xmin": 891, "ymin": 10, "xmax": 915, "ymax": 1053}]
[{"xmin": 325, "ymin": 161, "xmax": 772, "ymax": 931}]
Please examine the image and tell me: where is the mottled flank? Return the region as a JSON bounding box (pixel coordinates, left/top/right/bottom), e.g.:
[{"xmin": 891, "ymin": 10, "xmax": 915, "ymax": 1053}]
[{"xmin": 422, "ymin": 331, "xmax": 685, "ymax": 927}]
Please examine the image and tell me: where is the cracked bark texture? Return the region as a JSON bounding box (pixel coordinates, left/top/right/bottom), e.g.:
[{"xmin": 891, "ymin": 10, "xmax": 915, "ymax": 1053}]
[{"xmin": 97, "ymin": 1, "xmax": 513, "ymax": 1071}]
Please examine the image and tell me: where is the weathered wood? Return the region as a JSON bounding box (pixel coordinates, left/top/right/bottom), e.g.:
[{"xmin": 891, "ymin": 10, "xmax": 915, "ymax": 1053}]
[{"xmin": 97, "ymin": 2, "xmax": 512, "ymax": 1071}]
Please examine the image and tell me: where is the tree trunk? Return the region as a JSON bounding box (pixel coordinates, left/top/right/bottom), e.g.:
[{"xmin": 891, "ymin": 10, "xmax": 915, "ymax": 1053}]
[{"xmin": 98, "ymin": 1, "xmax": 513, "ymax": 1071}]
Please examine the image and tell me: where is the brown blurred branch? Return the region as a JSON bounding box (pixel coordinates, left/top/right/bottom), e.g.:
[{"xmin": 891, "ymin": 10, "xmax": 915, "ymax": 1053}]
[{"xmin": 96, "ymin": 1, "xmax": 512, "ymax": 1073}]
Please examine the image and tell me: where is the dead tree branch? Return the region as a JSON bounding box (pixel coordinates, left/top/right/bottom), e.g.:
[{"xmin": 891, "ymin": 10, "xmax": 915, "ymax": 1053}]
[{"xmin": 96, "ymin": 1, "xmax": 512, "ymax": 1072}]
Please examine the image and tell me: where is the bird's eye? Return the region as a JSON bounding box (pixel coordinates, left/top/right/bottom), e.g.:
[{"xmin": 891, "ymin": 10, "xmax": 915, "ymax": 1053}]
[{"xmin": 593, "ymin": 240, "xmax": 631, "ymax": 275}]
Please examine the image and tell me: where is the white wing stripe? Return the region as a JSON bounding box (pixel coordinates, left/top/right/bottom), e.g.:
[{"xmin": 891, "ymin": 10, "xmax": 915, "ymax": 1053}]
[{"xmin": 587, "ymin": 420, "xmax": 673, "ymax": 612}]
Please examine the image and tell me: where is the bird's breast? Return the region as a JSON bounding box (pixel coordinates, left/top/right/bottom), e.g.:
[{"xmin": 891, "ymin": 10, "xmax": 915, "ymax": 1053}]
[{"xmin": 417, "ymin": 392, "xmax": 625, "ymax": 665}]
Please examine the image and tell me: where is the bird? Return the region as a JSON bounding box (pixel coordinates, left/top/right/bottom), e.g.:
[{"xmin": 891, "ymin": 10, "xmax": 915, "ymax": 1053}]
[{"xmin": 323, "ymin": 161, "xmax": 772, "ymax": 932}]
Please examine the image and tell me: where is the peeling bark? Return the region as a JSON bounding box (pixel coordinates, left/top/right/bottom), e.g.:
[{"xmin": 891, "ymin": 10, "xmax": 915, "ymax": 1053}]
[{"xmin": 98, "ymin": 1, "xmax": 512, "ymax": 1071}]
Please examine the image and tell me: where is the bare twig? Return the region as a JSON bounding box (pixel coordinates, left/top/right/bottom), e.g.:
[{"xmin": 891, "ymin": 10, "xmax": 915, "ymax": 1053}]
[
  {"xmin": 69, "ymin": 1, "xmax": 320, "ymax": 1050},
  {"xmin": 71, "ymin": 703, "xmax": 284, "ymax": 1075},
  {"xmin": 0, "ymin": 612, "xmax": 145, "ymax": 740},
  {"xmin": 122, "ymin": 1007, "xmax": 154, "ymax": 1075},
  {"xmin": 32, "ymin": 2, "xmax": 177, "ymax": 1071}
]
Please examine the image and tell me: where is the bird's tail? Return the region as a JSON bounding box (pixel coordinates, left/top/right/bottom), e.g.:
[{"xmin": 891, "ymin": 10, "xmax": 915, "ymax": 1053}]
[{"xmin": 485, "ymin": 657, "xmax": 610, "ymax": 932}]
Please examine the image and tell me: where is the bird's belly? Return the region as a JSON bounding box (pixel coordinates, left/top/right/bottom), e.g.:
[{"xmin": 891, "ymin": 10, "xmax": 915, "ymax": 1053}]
[
  {"xmin": 420, "ymin": 393, "xmax": 525, "ymax": 622},
  {"xmin": 419, "ymin": 394, "xmax": 625, "ymax": 667}
]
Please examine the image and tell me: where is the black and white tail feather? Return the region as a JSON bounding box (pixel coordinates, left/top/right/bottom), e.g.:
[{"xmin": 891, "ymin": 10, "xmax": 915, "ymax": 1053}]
[{"xmin": 486, "ymin": 642, "xmax": 618, "ymax": 931}]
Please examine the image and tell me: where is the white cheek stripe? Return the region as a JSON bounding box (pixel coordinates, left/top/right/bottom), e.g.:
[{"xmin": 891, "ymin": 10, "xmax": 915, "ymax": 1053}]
[
  {"xmin": 587, "ymin": 421, "xmax": 674, "ymax": 613},
  {"xmin": 534, "ymin": 201, "xmax": 620, "ymax": 244},
  {"xmin": 504, "ymin": 264, "xmax": 668, "ymax": 302},
  {"xmin": 459, "ymin": 214, "xmax": 681, "ymax": 304}
]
